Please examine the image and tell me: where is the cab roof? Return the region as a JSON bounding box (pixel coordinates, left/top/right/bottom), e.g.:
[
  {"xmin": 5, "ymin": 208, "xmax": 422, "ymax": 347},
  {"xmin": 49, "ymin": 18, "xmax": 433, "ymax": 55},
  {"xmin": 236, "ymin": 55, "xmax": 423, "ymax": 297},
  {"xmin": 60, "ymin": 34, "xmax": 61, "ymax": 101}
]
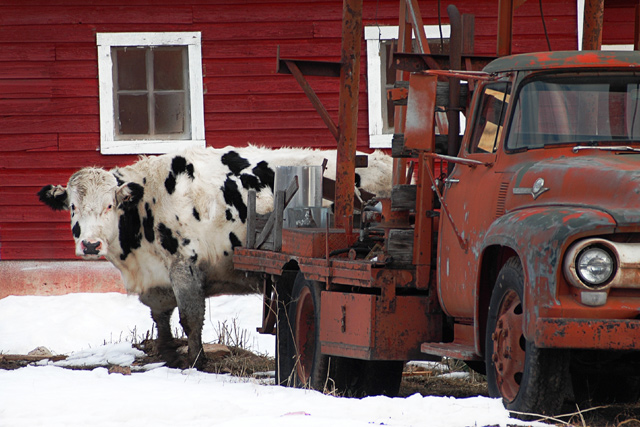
[{"xmin": 483, "ymin": 50, "xmax": 640, "ymax": 74}]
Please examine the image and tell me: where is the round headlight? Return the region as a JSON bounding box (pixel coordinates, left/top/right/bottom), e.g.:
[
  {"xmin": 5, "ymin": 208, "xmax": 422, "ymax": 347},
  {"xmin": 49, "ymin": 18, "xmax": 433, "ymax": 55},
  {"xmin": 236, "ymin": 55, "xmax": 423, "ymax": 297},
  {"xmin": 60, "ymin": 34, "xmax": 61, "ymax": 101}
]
[{"xmin": 576, "ymin": 247, "xmax": 615, "ymax": 287}]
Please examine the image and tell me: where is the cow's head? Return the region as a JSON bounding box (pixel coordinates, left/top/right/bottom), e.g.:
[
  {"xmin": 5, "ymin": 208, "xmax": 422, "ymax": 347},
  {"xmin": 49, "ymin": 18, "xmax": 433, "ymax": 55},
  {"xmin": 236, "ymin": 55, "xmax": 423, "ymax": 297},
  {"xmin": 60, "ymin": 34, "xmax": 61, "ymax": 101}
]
[{"xmin": 38, "ymin": 168, "xmax": 143, "ymax": 260}]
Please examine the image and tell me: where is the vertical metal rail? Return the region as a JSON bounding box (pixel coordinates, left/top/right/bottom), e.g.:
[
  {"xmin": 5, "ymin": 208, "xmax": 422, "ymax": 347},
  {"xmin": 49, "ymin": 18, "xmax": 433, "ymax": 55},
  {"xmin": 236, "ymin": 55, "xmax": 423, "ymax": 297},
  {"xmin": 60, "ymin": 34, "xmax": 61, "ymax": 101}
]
[
  {"xmin": 582, "ymin": 0, "xmax": 604, "ymax": 50},
  {"xmin": 335, "ymin": 0, "xmax": 362, "ymax": 232},
  {"xmin": 497, "ymin": 0, "xmax": 514, "ymax": 56}
]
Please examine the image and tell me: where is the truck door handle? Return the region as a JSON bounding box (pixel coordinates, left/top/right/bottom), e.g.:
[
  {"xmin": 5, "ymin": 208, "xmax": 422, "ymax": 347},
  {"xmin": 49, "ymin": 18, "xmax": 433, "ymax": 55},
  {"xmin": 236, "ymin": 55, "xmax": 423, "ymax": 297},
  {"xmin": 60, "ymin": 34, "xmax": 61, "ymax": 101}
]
[{"xmin": 444, "ymin": 178, "xmax": 460, "ymax": 185}]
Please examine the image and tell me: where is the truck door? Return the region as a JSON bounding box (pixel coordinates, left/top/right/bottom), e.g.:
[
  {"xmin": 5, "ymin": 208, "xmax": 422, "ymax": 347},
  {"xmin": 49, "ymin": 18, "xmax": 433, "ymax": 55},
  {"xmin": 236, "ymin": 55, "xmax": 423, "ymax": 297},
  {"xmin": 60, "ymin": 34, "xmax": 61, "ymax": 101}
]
[{"xmin": 438, "ymin": 81, "xmax": 512, "ymax": 319}]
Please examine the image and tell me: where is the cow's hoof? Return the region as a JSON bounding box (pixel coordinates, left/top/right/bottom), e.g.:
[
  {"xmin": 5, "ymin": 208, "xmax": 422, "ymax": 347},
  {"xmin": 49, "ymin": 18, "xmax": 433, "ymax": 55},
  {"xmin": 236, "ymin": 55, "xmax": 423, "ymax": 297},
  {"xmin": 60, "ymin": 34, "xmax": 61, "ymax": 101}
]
[{"xmin": 189, "ymin": 354, "xmax": 207, "ymax": 371}]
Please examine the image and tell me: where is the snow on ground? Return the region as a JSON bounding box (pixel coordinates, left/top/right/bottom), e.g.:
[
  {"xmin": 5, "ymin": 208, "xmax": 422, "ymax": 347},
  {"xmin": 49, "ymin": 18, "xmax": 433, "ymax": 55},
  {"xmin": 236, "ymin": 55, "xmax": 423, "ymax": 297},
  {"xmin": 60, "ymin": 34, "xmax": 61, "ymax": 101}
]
[{"xmin": 0, "ymin": 293, "xmax": 544, "ymax": 427}]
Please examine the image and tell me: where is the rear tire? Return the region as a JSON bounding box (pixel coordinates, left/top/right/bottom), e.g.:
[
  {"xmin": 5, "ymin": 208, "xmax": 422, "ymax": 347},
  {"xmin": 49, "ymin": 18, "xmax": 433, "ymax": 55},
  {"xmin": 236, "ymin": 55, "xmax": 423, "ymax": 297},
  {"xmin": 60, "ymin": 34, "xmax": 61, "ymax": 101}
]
[
  {"xmin": 485, "ymin": 257, "xmax": 568, "ymax": 418},
  {"xmin": 278, "ymin": 272, "xmax": 329, "ymax": 391}
]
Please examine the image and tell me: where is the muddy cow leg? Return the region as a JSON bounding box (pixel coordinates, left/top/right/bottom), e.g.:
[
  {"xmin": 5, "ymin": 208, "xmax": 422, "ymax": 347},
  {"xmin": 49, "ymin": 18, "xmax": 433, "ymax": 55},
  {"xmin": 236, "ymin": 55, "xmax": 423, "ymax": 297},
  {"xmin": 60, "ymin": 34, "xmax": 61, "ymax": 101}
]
[
  {"xmin": 170, "ymin": 259, "xmax": 206, "ymax": 370},
  {"xmin": 138, "ymin": 287, "xmax": 180, "ymax": 366}
]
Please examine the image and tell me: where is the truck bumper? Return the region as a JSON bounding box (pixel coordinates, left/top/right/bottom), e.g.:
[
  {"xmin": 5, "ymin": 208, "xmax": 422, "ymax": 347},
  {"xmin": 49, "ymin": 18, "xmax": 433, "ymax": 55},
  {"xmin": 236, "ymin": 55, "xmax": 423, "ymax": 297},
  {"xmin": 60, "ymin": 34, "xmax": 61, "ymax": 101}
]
[{"xmin": 534, "ymin": 318, "xmax": 640, "ymax": 350}]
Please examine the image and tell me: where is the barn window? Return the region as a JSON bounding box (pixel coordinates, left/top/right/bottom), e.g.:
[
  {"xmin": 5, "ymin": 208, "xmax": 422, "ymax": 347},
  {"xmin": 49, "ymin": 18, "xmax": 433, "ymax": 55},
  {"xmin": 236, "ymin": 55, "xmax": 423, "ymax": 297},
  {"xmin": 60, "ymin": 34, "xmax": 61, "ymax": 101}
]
[
  {"xmin": 365, "ymin": 25, "xmax": 450, "ymax": 148},
  {"xmin": 97, "ymin": 32, "xmax": 205, "ymax": 154}
]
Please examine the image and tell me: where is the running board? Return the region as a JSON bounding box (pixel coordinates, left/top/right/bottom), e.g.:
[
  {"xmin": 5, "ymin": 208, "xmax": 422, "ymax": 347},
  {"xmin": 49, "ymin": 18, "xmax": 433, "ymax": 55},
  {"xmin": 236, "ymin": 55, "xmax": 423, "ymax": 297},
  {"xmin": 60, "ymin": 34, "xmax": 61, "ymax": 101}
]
[{"xmin": 420, "ymin": 341, "xmax": 482, "ymax": 361}]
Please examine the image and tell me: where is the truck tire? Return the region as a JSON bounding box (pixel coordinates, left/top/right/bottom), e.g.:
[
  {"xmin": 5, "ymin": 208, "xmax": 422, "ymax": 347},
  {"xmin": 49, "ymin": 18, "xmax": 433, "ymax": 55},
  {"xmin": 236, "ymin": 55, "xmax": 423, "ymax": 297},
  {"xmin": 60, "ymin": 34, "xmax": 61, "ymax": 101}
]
[
  {"xmin": 275, "ymin": 294, "xmax": 294, "ymax": 386},
  {"xmin": 284, "ymin": 272, "xmax": 330, "ymax": 391},
  {"xmin": 485, "ymin": 257, "xmax": 568, "ymax": 418}
]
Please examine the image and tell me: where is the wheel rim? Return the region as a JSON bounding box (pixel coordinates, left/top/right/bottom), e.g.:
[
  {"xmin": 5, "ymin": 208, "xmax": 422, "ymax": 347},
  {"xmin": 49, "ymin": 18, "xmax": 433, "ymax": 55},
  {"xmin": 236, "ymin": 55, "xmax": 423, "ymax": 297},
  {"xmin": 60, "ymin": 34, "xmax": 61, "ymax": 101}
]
[
  {"xmin": 492, "ymin": 289, "xmax": 526, "ymax": 402},
  {"xmin": 294, "ymin": 286, "xmax": 315, "ymax": 384}
]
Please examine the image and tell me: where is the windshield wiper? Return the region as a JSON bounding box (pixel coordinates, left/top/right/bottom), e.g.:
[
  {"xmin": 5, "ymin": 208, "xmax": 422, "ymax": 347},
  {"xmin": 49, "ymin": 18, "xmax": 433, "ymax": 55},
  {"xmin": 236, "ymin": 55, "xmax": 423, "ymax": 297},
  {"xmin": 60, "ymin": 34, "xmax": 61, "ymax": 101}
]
[{"xmin": 572, "ymin": 145, "xmax": 640, "ymax": 153}]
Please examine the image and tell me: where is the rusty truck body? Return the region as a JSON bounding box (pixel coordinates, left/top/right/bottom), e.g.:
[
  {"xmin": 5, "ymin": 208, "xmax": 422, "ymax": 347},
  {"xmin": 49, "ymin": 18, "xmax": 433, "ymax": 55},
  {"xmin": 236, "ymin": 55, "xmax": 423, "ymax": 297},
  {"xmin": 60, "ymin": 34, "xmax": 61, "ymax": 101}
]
[{"xmin": 234, "ymin": 1, "xmax": 640, "ymax": 417}]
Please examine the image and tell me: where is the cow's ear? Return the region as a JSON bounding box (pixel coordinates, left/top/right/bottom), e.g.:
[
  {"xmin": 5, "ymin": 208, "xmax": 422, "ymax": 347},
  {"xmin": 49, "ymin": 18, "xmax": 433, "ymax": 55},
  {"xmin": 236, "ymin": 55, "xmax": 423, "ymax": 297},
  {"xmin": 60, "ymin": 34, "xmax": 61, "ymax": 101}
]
[
  {"xmin": 37, "ymin": 185, "xmax": 69, "ymax": 211},
  {"xmin": 116, "ymin": 182, "xmax": 144, "ymax": 209}
]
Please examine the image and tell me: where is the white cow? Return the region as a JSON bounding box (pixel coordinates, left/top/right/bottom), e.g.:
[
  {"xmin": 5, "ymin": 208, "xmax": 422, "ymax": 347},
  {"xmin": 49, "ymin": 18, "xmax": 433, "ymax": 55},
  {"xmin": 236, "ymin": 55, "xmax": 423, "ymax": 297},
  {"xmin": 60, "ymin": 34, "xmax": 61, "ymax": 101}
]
[{"xmin": 38, "ymin": 145, "xmax": 392, "ymax": 369}]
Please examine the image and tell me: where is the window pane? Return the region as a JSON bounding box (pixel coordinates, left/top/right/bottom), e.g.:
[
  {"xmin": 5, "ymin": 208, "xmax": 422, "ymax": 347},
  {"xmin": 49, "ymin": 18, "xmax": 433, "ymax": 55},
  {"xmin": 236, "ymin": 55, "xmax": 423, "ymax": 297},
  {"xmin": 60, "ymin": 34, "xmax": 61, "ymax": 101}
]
[
  {"xmin": 116, "ymin": 48, "xmax": 147, "ymax": 91},
  {"xmin": 154, "ymin": 48, "xmax": 184, "ymax": 90},
  {"xmin": 118, "ymin": 94, "xmax": 149, "ymax": 135},
  {"xmin": 155, "ymin": 93, "xmax": 185, "ymax": 135}
]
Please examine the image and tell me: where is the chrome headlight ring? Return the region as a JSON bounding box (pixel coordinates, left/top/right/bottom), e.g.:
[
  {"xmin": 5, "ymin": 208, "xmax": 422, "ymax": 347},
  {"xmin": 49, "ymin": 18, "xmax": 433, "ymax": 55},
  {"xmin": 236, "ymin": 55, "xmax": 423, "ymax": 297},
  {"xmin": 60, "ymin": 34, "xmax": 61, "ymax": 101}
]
[{"xmin": 564, "ymin": 239, "xmax": 618, "ymax": 291}]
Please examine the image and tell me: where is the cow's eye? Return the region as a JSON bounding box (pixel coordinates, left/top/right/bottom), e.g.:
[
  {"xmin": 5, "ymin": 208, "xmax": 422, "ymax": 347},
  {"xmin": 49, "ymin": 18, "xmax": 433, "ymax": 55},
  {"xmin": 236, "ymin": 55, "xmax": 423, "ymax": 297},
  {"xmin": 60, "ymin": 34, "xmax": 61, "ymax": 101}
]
[{"xmin": 107, "ymin": 204, "xmax": 113, "ymax": 210}]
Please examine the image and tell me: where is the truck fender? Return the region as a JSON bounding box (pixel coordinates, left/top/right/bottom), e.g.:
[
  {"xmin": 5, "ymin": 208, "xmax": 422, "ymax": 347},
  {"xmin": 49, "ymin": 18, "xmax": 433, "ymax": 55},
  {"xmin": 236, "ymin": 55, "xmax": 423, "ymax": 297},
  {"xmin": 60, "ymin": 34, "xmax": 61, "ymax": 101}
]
[{"xmin": 479, "ymin": 206, "xmax": 616, "ymax": 340}]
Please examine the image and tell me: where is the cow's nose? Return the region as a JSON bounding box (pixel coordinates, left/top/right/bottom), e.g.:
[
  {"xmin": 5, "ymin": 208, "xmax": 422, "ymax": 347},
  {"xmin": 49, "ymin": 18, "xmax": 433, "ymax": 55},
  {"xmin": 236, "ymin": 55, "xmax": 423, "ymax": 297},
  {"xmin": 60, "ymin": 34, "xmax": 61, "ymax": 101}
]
[{"xmin": 82, "ymin": 240, "xmax": 102, "ymax": 255}]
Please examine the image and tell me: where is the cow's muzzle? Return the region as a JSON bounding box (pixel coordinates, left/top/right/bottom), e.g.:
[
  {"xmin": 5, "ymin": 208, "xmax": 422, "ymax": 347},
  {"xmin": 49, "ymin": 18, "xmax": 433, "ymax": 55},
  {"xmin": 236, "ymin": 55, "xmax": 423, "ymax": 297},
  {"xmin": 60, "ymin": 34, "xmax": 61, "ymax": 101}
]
[{"xmin": 81, "ymin": 239, "xmax": 102, "ymax": 256}]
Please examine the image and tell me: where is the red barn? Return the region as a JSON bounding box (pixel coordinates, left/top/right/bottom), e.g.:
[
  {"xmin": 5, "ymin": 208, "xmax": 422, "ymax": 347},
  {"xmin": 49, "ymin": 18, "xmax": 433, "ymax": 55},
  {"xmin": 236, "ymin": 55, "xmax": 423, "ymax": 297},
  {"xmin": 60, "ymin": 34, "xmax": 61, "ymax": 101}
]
[{"xmin": 0, "ymin": 0, "xmax": 630, "ymax": 297}]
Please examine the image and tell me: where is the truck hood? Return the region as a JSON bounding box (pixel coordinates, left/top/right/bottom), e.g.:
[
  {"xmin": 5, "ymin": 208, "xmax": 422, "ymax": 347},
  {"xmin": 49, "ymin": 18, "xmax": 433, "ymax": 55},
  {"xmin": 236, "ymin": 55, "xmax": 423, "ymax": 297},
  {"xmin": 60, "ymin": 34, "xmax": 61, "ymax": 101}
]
[{"xmin": 508, "ymin": 153, "xmax": 640, "ymax": 226}]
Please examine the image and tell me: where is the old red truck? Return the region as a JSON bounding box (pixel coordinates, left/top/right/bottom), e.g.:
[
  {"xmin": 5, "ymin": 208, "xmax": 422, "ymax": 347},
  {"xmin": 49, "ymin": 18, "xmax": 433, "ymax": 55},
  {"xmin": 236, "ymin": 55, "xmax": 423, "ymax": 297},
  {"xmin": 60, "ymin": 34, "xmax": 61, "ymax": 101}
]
[{"xmin": 234, "ymin": 1, "xmax": 640, "ymax": 418}]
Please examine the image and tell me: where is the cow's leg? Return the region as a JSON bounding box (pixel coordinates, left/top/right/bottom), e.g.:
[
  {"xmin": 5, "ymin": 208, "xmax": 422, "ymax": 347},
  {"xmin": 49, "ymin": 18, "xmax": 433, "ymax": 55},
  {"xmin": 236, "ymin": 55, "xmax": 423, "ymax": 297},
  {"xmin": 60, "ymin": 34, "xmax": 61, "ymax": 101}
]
[
  {"xmin": 138, "ymin": 287, "xmax": 181, "ymax": 366},
  {"xmin": 170, "ymin": 259, "xmax": 206, "ymax": 370}
]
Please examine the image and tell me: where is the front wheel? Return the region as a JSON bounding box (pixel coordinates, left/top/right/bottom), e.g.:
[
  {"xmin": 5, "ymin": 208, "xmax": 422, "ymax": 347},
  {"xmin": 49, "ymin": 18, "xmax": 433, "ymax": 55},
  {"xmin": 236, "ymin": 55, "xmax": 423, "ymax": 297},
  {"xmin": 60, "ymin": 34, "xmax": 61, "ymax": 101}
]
[{"xmin": 485, "ymin": 257, "xmax": 569, "ymax": 418}]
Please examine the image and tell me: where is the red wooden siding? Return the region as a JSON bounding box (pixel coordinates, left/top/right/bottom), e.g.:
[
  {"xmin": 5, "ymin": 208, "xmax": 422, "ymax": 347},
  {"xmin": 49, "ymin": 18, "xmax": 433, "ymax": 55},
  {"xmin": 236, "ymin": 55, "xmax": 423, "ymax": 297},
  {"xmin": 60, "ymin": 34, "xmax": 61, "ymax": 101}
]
[
  {"xmin": 0, "ymin": 0, "xmax": 577, "ymax": 261},
  {"xmin": 603, "ymin": 0, "xmax": 639, "ymax": 45}
]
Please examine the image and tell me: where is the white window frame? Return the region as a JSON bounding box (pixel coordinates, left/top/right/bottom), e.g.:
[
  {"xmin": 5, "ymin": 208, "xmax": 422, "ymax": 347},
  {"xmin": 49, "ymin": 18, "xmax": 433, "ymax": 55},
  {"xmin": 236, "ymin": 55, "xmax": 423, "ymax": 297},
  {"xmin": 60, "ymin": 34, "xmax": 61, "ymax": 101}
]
[
  {"xmin": 365, "ymin": 25, "xmax": 451, "ymax": 148},
  {"xmin": 97, "ymin": 32, "xmax": 205, "ymax": 155}
]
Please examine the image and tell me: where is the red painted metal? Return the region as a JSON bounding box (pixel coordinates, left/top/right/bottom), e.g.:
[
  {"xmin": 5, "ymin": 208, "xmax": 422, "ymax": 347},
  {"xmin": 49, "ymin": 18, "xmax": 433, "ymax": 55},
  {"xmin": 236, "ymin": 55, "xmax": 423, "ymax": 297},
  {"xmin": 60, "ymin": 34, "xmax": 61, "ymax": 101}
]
[
  {"xmin": 582, "ymin": 0, "xmax": 604, "ymax": 50},
  {"xmin": 319, "ymin": 292, "xmax": 440, "ymax": 360},
  {"xmin": 334, "ymin": 0, "xmax": 362, "ymax": 232},
  {"xmin": 497, "ymin": 0, "xmax": 514, "ymax": 56}
]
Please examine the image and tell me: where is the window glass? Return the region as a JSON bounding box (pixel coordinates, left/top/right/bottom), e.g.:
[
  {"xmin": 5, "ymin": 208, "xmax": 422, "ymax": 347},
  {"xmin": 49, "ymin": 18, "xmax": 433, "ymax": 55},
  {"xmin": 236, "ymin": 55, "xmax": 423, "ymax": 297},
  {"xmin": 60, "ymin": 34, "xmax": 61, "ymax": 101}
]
[
  {"xmin": 116, "ymin": 49, "xmax": 146, "ymax": 91},
  {"xmin": 113, "ymin": 46, "xmax": 188, "ymax": 140},
  {"xmin": 506, "ymin": 74, "xmax": 640, "ymax": 150},
  {"xmin": 469, "ymin": 82, "xmax": 511, "ymax": 154}
]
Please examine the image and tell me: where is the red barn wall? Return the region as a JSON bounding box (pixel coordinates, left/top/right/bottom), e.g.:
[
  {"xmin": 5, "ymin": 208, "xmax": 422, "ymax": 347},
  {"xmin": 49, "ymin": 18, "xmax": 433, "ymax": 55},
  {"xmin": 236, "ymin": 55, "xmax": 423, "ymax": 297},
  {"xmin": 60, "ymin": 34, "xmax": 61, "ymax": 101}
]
[
  {"xmin": 0, "ymin": 0, "xmax": 576, "ymax": 294},
  {"xmin": 603, "ymin": 0, "xmax": 638, "ymax": 45}
]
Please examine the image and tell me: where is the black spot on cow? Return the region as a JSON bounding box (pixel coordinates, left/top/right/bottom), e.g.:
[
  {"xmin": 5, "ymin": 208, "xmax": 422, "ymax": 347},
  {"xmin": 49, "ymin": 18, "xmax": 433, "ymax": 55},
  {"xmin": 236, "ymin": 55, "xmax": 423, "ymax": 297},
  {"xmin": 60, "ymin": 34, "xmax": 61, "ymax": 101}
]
[
  {"xmin": 175, "ymin": 215, "xmax": 180, "ymax": 222},
  {"xmin": 118, "ymin": 207, "xmax": 142, "ymax": 261},
  {"xmin": 229, "ymin": 232, "xmax": 242, "ymax": 249},
  {"xmin": 171, "ymin": 156, "xmax": 195, "ymax": 180},
  {"xmin": 165, "ymin": 156, "xmax": 195, "ymax": 194},
  {"xmin": 192, "ymin": 207, "xmax": 200, "ymax": 221},
  {"xmin": 355, "ymin": 173, "xmax": 361, "ymax": 188},
  {"xmin": 142, "ymin": 203, "xmax": 155, "ymax": 243},
  {"xmin": 158, "ymin": 223, "xmax": 179, "ymax": 255},
  {"xmin": 116, "ymin": 182, "xmax": 145, "ymax": 260},
  {"xmin": 221, "ymin": 151, "xmax": 250, "ymax": 176},
  {"xmin": 225, "ymin": 209, "xmax": 234, "ymax": 222},
  {"xmin": 190, "ymin": 253, "xmax": 198, "ymax": 263},
  {"xmin": 143, "ymin": 177, "xmax": 147, "ymax": 185},
  {"xmin": 118, "ymin": 183, "xmax": 144, "ymax": 211},
  {"xmin": 240, "ymin": 173, "xmax": 262, "ymax": 191},
  {"xmin": 183, "ymin": 238, "xmax": 191, "ymax": 246},
  {"xmin": 221, "ymin": 178, "xmax": 247, "ymax": 223},
  {"xmin": 223, "ymin": 251, "xmax": 229, "ymax": 256},
  {"xmin": 72, "ymin": 222, "xmax": 81, "ymax": 238},
  {"xmin": 153, "ymin": 198, "xmax": 156, "ymax": 204},
  {"xmin": 164, "ymin": 173, "xmax": 176, "ymax": 195},
  {"xmin": 252, "ymin": 161, "xmax": 275, "ymax": 191}
]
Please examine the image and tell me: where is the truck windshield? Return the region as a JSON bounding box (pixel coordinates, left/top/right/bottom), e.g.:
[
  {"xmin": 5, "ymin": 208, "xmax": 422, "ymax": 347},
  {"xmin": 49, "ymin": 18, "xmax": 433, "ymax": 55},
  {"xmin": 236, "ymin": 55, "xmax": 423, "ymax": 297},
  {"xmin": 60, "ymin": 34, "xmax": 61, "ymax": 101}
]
[{"xmin": 506, "ymin": 73, "xmax": 640, "ymax": 150}]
